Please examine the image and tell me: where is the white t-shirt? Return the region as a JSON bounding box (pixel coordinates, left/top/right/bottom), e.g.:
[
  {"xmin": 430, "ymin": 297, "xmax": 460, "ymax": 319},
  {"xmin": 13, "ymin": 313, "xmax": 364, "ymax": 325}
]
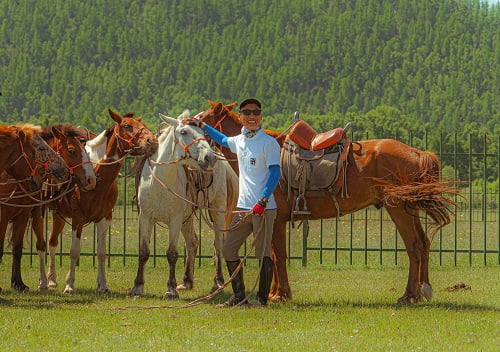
[{"xmin": 227, "ymin": 129, "xmax": 281, "ymax": 210}]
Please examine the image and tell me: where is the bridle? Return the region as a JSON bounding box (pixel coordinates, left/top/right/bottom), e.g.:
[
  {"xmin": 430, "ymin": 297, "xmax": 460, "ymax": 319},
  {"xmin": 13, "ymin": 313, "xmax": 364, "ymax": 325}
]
[
  {"xmin": 52, "ymin": 139, "xmax": 92, "ymax": 176},
  {"xmin": 9, "ymin": 136, "xmax": 60, "ymax": 177},
  {"xmin": 114, "ymin": 125, "xmax": 145, "ymax": 154}
]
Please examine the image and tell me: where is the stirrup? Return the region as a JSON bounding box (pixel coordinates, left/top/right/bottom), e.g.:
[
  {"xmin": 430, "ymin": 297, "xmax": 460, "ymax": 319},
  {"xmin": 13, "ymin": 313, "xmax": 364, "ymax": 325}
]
[{"xmin": 293, "ymin": 195, "xmax": 311, "ymax": 215}]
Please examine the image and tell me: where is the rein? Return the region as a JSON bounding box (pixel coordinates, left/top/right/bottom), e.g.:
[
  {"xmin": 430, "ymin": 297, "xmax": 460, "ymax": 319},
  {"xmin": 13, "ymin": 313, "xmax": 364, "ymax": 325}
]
[
  {"xmin": 0, "ymin": 181, "xmax": 75, "ymax": 208},
  {"xmin": 113, "ymin": 216, "xmax": 266, "ymax": 310}
]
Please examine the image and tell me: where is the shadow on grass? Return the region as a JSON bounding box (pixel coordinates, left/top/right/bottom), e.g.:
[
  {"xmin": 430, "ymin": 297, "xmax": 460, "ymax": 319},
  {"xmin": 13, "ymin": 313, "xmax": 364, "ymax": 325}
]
[{"xmin": 288, "ymin": 298, "xmax": 500, "ymax": 313}]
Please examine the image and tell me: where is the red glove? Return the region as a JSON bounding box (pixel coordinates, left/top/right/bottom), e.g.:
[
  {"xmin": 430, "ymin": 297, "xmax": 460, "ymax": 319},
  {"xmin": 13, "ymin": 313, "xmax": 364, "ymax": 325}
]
[
  {"xmin": 252, "ymin": 203, "xmax": 265, "ymax": 215},
  {"xmin": 252, "ymin": 197, "xmax": 268, "ymax": 215}
]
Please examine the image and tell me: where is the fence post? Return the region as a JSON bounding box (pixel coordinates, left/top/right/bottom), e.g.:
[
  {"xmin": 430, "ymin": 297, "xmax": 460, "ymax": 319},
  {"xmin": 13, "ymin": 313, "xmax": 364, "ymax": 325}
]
[{"xmin": 302, "ymin": 219, "xmax": 309, "ymax": 267}]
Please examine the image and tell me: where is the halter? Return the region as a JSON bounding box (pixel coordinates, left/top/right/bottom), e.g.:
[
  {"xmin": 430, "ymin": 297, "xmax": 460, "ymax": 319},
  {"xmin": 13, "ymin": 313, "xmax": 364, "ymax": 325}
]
[
  {"xmin": 10, "ymin": 136, "xmax": 58, "ymax": 177},
  {"xmin": 175, "ymin": 134, "xmax": 207, "ymax": 159},
  {"xmin": 114, "ymin": 125, "xmax": 145, "ymax": 153},
  {"xmin": 53, "ymin": 140, "xmax": 92, "ymax": 176}
]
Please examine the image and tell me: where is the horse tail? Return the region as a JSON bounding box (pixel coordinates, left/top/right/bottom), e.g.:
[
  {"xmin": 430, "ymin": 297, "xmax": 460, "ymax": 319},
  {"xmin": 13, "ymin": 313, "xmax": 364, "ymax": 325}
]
[{"xmin": 378, "ymin": 150, "xmax": 459, "ymax": 240}]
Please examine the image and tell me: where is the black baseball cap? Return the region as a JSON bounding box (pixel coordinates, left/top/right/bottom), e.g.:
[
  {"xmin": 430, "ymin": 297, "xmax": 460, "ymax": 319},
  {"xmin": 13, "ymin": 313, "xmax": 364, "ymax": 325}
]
[{"xmin": 239, "ymin": 98, "xmax": 261, "ymax": 110}]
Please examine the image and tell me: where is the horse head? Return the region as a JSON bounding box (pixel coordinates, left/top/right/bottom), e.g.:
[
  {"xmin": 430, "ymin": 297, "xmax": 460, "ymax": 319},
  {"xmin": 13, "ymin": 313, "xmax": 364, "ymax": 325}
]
[
  {"xmin": 108, "ymin": 109, "xmax": 158, "ymax": 158},
  {"xmin": 50, "ymin": 125, "xmax": 97, "ymax": 192},
  {"xmin": 159, "ymin": 111, "xmax": 217, "ymax": 171},
  {"xmin": 1, "ymin": 124, "xmax": 69, "ymax": 187}
]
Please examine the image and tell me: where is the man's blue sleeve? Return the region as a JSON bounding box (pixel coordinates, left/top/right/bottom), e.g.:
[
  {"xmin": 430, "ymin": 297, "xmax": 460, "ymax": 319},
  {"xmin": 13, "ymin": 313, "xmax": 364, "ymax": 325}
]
[
  {"xmin": 261, "ymin": 164, "xmax": 281, "ymax": 199},
  {"xmin": 203, "ymin": 124, "xmax": 229, "ymax": 148}
]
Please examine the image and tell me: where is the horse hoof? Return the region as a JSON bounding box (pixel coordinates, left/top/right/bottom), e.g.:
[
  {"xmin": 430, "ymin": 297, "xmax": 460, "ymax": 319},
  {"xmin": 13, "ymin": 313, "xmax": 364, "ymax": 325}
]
[
  {"xmin": 210, "ymin": 284, "xmax": 223, "ymax": 294},
  {"xmin": 165, "ymin": 291, "xmax": 179, "ymax": 299},
  {"xmin": 97, "ymin": 288, "xmax": 111, "ymax": 295},
  {"xmin": 421, "ymin": 283, "xmax": 433, "ymax": 301},
  {"xmin": 63, "ymin": 286, "xmax": 75, "ymax": 295},
  {"xmin": 38, "ymin": 284, "xmax": 49, "ymax": 291},
  {"xmin": 48, "ymin": 280, "xmax": 58, "ymax": 288},
  {"xmin": 12, "ymin": 283, "xmax": 29, "ymax": 292},
  {"xmin": 129, "ymin": 286, "xmax": 143, "ymax": 297}
]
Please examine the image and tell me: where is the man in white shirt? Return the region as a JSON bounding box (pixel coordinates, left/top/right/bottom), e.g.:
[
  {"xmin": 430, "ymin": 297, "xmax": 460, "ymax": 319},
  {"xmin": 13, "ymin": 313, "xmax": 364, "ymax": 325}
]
[{"xmin": 189, "ymin": 98, "xmax": 281, "ymax": 307}]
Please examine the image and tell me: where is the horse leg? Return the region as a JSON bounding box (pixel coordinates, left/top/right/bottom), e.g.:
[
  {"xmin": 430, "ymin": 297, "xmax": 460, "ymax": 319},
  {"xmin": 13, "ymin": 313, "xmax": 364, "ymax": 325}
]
[
  {"xmin": 165, "ymin": 221, "xmax": 182, "ymax": 299},
  {"xmin": 177, "ymin": 219, "xmax": 198, "ymax": 291},
  {"xmin": 63, "ymin": 223, "xmax": 83, "ymax": 294},
  {"xmin": 385, "ymin": 206, "xmax": 426, "ymax": 304},
  {"xmin": 269, "ymin": 218, "xmax": 292, "ymax": 302},
  {"xmin": 0, "ymin": 213, "xmax": 8, "ymax": 264},
  {"xmin": 47, "ymin": 213, "xmax": 66, "ymax": 288},
  {"xmin": 129, "ymin": 214, "xmax": 153, "ymax": 296},
  {"xmin": 414, "ymin": 216, "xmax": 433, "ymax": 301},
  {"xmin": 31, "ymin": 207, "xmax": 48, "ymax": 290},
  {"xmin": 11, "ymin": 213, "xmax": 30, "ymax": 291},
  {"xmin": 95, "ymin": 218, "xmax": 111, "ymax": 294},
  {"xmin": 210, "ymin": 210, "xmax": 225, "ymax": 293}
]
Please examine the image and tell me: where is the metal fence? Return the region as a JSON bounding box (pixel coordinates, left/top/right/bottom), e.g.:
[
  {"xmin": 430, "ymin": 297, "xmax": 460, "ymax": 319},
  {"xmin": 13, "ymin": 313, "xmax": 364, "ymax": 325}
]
[{"xmin": 19, "ymin": 132, "xmax": 500, "ymax": 267}]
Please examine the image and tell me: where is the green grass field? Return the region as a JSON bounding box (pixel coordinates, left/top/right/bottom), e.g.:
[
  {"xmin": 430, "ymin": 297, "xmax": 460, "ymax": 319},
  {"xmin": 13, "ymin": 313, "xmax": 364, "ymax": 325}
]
[{"xmin": 0, "ymin": 260, "xmax": 498, "ymax": 351}]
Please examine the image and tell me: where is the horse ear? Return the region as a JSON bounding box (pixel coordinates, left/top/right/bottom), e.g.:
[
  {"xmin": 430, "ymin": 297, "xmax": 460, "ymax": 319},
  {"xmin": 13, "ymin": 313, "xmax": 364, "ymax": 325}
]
[
  {"xmin": 214, "ymin": 102, "xmax": 223, "ymax": 114},
  {"xmin": 135, "ymin": 116, "xmax": 143, "ymax": 122},
  {"xmin": 159, "ymin": 113, "xmax": 179, "ymax": 127},
  {"xmin": 227, "ymin": 102, "xmax": 237, "ymax": 111},
  {"xmin": 208, "ymin": 100, "xmax": 216, "ymax": 107},
  {"xmin": 51, "ymin": 126, "xmax": 64, "ymax": 139},
  {"xmin": 108, "ymin": 108, "xmax": 122, "ymax": 124}
]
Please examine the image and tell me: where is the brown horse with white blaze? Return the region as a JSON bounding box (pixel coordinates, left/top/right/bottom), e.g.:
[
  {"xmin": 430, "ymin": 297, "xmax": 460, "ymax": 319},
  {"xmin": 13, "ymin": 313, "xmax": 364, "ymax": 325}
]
[
  {"xmin": 44, "ymin": 109, "xmax": 158, "ymax": 294},
  {"xmin": 195, "ymin": 101, "xmax": 457, "ymax": 304}
]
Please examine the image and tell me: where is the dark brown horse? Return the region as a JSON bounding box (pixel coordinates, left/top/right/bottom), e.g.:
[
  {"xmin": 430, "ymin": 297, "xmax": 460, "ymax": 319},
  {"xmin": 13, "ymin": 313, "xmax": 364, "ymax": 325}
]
[
  {"xmin": 44, "ymin": 109, "xmax": 158, "ymax": 294},
  {"xmin": 0, "ymin": 124, "xmax": 69, "ymax": 187},
  {"xmin": 0, "ymin": 124, "xmax": 95, "ymax": 291},
  {"xmin": 195, "ymin": 101, "xmax": 456, "ymax": 304}
]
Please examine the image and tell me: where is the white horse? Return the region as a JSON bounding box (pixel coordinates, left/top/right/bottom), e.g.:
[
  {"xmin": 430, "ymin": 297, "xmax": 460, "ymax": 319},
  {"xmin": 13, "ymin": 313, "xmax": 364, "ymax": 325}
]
[
  {"xmin": 176, "ymin": 156, "xmax": 239, "ymax": 295},
  {"xmin": 129, "ymin": 111, "xmax": 223, "ymax": 298}
]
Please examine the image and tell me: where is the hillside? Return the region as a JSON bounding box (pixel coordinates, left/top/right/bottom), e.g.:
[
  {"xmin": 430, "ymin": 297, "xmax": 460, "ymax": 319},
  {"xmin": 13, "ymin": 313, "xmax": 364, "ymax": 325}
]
[{"xmin": 0, "ymin": 0, "xmax": 498, "ymax": 135}]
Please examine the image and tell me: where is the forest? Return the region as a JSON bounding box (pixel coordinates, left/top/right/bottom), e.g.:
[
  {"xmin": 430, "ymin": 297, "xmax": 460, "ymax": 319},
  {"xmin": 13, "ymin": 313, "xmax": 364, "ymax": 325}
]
[{"xmin": 0, "ymin": 0, "xmax": 498, "ymax": 182}]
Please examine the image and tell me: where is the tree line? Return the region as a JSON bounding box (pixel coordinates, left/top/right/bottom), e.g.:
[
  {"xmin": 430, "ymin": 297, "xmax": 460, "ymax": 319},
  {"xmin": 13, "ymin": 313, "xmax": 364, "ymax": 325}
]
[{"xmin": 0, "ymin": 0, "xmax": 498, "ymax": 182}]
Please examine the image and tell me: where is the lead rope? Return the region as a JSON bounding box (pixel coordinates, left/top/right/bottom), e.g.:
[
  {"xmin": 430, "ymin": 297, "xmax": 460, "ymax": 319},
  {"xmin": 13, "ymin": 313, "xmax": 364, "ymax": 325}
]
[{"xmin": 113, "ymin": 215, "xmax": 266, "ymax": 310}]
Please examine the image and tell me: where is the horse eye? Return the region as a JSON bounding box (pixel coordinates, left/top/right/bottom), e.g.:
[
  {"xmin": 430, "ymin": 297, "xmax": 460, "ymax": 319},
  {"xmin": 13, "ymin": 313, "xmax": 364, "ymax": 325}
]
[
  {"xmin": 123, "ymin": 124, "xmax": 132, "ymax": 130},
  {"xmin": 180, "ymin": 129, "xmax": 187, "ymax": 135},
  {"xmin": 68, "ymin": 148, "xmax": 76, "ymax": 155}
]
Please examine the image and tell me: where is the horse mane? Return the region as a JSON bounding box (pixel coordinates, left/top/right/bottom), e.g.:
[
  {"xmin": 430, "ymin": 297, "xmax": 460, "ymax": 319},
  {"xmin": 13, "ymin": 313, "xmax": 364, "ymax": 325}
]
[
  {"xmin": 0, "ymin": 124, "xmax": 42, "ymax": 149},
  {"xmin": 40, "ymin": 124, "xmax": 82, "ymax": 142}
]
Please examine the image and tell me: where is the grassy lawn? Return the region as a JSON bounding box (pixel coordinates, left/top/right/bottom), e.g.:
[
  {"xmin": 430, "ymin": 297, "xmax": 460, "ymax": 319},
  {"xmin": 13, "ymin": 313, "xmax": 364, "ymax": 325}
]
[{"xmin": 0, "ymin": 260, "xmax": 498, "ymax": 351}]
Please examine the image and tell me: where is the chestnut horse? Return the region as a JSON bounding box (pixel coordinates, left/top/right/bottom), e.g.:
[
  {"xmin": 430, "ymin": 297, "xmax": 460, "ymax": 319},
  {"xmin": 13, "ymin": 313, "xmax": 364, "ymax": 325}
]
[
  {"xmin": 0, "ymin": 124, "xmax": 94, "ymax": 291},
  {"xmin": 0, "ymin": 124, "xmax": 69, "ymax": 187},
  {"xmin": 43, "ymin": 109, "xmax": 158, "ymax": 294},
  {"xmin": 195, "ymin": 101, "xmax": 456, "ymax": 304}
]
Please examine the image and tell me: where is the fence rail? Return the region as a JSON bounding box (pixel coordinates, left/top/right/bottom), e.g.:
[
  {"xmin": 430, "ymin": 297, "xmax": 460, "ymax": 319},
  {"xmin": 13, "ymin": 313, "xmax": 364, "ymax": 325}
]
[{"xmin": 11, "ymin": 132, "xmax": 500, "ymax": 267}]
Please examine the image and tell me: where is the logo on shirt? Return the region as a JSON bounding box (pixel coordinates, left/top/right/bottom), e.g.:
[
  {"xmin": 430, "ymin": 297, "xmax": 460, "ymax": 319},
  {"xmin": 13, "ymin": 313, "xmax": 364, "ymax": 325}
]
[{"xmin": 250, "ymin": 157, "xmax": 256, "ymax": 166}]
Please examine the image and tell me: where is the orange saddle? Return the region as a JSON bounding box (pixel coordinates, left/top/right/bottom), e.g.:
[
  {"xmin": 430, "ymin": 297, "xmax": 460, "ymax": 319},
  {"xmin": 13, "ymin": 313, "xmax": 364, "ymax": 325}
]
[{"xmin": 289, "ymin": 120, "xmax": 346, "ymax": 151}]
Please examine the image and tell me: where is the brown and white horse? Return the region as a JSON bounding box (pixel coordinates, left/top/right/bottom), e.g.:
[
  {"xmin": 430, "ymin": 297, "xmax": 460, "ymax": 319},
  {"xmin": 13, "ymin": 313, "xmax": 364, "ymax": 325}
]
[
  {"xmin": 44, "ymin": 109, "xmax": 158, "ymax": 294},
  {"xmin": 195, "ymin": 101, "xmax": 457, "ymax": 304},
  {"xmin": 0, "ymin": 124, "xmax": 69, "ymax": 187},
  {"xmin": 128, "ymin": 111, "xmax": 219, "ymax": 299},
  {"xmin": 0, "ymin": 124, "xmax": 94, "ymax": 291}
]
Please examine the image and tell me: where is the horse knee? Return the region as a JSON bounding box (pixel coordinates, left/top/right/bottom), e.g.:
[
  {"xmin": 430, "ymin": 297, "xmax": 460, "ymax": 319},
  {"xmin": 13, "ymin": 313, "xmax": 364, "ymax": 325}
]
[{"xmin": 167, "ymin": 250, "xmax": 178, "ymax": 264}]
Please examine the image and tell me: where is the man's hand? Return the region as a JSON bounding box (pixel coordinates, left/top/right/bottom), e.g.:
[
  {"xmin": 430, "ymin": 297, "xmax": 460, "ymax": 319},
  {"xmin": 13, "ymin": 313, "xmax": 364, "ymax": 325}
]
[
  {"xmin": 183, "ymin": 117, "xmax": 204, "ymax": 128},
  {"xmin": 252, "ymin": 197, "xmax": 268, "ymax": 215}
]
